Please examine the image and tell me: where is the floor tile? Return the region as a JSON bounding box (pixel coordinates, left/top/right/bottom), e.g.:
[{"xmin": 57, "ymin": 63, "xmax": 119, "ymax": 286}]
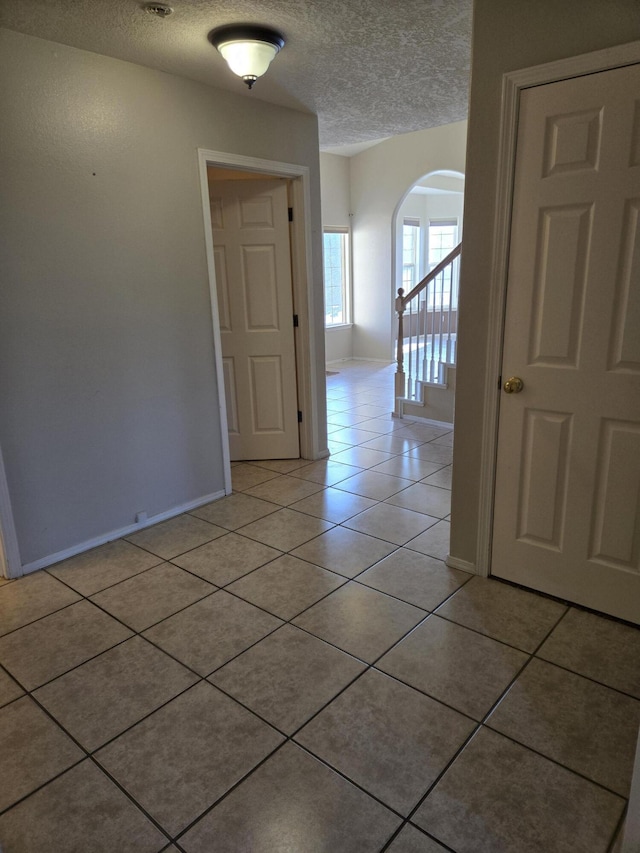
[
  {"xmin": 180, "ymin": 743, "xmax": 400, "ymax": 853},
  {"xmin": 34, "ymin": 636, "xmax": 197, "ymax": 751},
  {"xmin": 293, "ymin": 582, "xmax": 426, "ymax": 663},
  {"xmin": 236, "ymin": 508, "xmax": 333, "ymax": 551},
  {"xmin": 349, "ymin": 403, "xmax": 390, "ymax": 417},
  {"xmin": 47, "ymin": 539, "xmax": 162, "ymax": 596},
  {"xmin": 326, "ymin": 411, "xmax": 370, "ymax": 427},
  {"xmin": 0, "ymin": 599, "xmax": 132, "ymax": 690},
  {"xmin": 327, "ymin": 437, "xmax": 354, "ymax": 454},
  {"xmin": 393, "ymin": 425, "xmax": 450, "ymax": 442},
  {"xmin": 487, "ymin": 658, "xmax": 640, "ymax": 796},
  {"xmin": 0, "ymin": 696, "xmax": 83, "ymax": 812},
  {"xmin": 343, "ymin": 503, "xmax": 439, "ymax": 546},
  {"xmin": 230, "ymin": 463, "xmax": 279, "ymax": 491},
  {"xmin": 189, "ymin": 492, "xmax": 278, "ymax": 530},
  {"xmin": 0, "ymin": 667, "xmax": 23, "ymax": 707},
  {"xmin": 335, "ymin": 470, "xmax": 414, "ymax": 501},
  {"xmin": 537, "ymin": 608, "xmax": 640, "ymax": 698},
  {"xmin": 96, "ymin": 681, "xmax": 283, "ymax": 836},
  {"xmin": 328, "ymin": 426, "xmax": 382, "ymax": 445},
  {"xmin": 377, "ymin": 615, "xmax": 528, "ymax": 720},
  {"xmin": 171, "ymin": 532, "xmax": 281, "ymax": 586},
  {"xmin": 355, "ymin": 417, "xmax": 400, "ymax": 434},
  {"xmin": 144, "ymin": 590, "xmax": 282, "ymax": 676},
  {"xmin": 226, "ymin": 554, "xmax": 346, "ymax": 620},
  {"xmin": 358, "ymin": 549, "xmax": 471, "ymax": 611},
  {"xmin": 90, "ymin": 563, "xmax": 215, "ymax": 632},
  {"xmin": 405, "ymin": 444, "xmax": 453, "ymax": 464},
  {"xmin": 289, "ymin": 458, "xmax": 364, "ymax": 486},
  {"xmin": 244, "ymin": 475, "xmax": 326, "ymax": 506},
  {"xmin": 289, "ymin": 487, "xmax": 377, "ymax": 523},
  {"xmin": 435, "ymin": 576, "xmax": 567, "ymax": 653},
  {"xmin": 329, "ymin": 446, "xmax": 395, "ymax": 469},
  {"xmin": 0, "ymin": 571, "xmax": 80, "ymax": 637},
  {"xmin": 421, "ymin": 466, "xmax": 452, "ymax": 489},
  {"xmin": 209, "ymin": 624, "xmax": 365, "ymax": 733},
  {"xmin": 361, "ymin": 434, "xmax": 425, "ymax": 453},
  {"xmin": 413, "ymin": 728, "xmax": 624, "ymax": 853},
  {"xmin": 386, "ymin": 825, "xmax": 449, "ymax": 852},
  {"xmin": 0, "ymin": 760, "xmax": 167, "ymax": 853},
  {"xmin": 370, "ymin": 456, "xmax": 445, "ymax": 481},
  {"xmin": 386, "ymin": 482, "xmax": 451, "ymax": 518},
  {"xmin": 326, "ymin": 399, "xmax": 354, "ymax": 413},
  {"xmin": 125, "ymin": 514, "xmax": 225, "ymax": 560},
  {"xmin": 251, "ymin": 458, "xmax": 313, "ymax": 474},
  {"xmin": 291, "ymin": 526, "xmax": 396, "ymax": 578},
  {"xmin": 295, "ymin": 669, "xmax": 475, "ymax": 815},
  {"xmin": 405, "ymin": 520, "xmax": 451, "ymax": 560},
  {"xmin": 431, "ymin": 431, "xmax": 454, "ymax": 446}
]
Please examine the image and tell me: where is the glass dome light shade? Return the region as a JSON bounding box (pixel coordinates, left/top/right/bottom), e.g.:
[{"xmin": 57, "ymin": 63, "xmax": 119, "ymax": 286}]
[
  {"xmin": 218, "ymin": 40, "xmax": 279, "ymax": 81},
  {"xmin": 210, "ymin": 26, "xmax": 285, "ymax": 89}
]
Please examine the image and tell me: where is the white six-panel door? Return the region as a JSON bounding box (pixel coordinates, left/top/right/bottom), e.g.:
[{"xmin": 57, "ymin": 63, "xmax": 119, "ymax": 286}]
[
  {"xmin": 492, "ymin": 63, "xmax": 640, "ymax": 624},
  {"xmin": 210, "ymin": 179, "xmax": 300, "ymax": 460}
]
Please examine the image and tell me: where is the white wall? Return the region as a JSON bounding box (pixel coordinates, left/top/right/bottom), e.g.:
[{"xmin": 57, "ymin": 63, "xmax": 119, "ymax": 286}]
[
  {"xmin": 450, "ymin": 0, "xmax": 640, "ymax": 567},
  {"xmin": 349, "ymin": 122, "xmax": 467, "ymax": 361},
  {"xmin": 0, "ymin": 29, "xmax": 324, "ymax": 568},
  {"xmin": 320, "ymin": 152, "xmax": 353, "ymax": 362}
]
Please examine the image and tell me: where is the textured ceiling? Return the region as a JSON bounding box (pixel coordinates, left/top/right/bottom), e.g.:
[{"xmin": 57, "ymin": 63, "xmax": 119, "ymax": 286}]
[{"xmin": 0, "ymin": 0, "xmax": 472, "ymax": 148}]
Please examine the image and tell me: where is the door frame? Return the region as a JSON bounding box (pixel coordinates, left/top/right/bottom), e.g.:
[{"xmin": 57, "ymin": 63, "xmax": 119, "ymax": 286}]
[
  {"xmin": 476, "ymin": 40, "xmax": 640, "ymax": 579},
  {"xmin": 197, "ymin": 149, "xmax": 323, "ymax": 491},
  {"xmin": 0, "ymin": 444, "xmax": 21, "ymax": 579}
]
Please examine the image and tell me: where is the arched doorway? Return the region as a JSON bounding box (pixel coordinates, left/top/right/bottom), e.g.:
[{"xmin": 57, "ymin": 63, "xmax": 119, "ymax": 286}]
[{"xmin": 392, "ymin": 170, "xmax": 465, "ymax": 422}]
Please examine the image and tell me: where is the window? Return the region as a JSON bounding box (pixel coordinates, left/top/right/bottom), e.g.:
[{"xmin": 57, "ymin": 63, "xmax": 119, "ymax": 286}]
[
  {"xmin": 323, "ymin": 229, "xmax": 350, "ymax": 327},
  {"xmin": 402, "ymin": 218, "xmax": 420, "ymax": 291},
  {"xmin": 427, "ymin": 219, "xmax": 459, "ymax": 309}
]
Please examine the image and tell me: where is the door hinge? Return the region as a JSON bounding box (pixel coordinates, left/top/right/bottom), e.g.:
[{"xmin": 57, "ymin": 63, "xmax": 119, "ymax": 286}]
[
  {"xmin": 293, "ymin": 314, "xmax": 299, "ymax": 328},
  {"xmin": 297, "ymin": 410, "xmax": 303, "ymax": 423},
  {"xmin": 288, "ymin": 207, "xmax": 293, "ymax": 222}
]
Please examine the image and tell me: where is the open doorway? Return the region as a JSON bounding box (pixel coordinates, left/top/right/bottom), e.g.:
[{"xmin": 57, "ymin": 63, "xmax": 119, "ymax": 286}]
[
  {"xmin": 392, "ymin": 171, "xmax": 465, "ymax": 423},
  {"xmin": 197, "ymin": 149, "xmax": 325, "ymax": 493}
]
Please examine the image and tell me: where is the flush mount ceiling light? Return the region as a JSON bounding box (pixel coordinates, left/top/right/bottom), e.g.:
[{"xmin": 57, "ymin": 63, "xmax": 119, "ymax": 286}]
[{"xmin": 209, "ymin": 25, "xmax": 285, "ymax": 90}]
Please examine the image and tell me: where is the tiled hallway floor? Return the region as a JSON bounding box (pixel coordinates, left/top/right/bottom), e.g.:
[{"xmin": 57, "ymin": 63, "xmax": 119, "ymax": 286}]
[{"xmin": 1, "ymin": 360, "xmax": 639, "ymax": 851}]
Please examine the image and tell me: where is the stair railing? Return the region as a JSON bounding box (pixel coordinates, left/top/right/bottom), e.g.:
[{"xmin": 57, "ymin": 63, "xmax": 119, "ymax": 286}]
[{"xmin": 394, "ymin": 242, "xmax": 462, "ymax": 412}]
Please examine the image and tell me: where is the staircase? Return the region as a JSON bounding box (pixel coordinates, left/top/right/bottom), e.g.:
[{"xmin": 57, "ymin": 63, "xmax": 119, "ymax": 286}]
[{"xmin": 393, "ymin": 242, "xmax": 461, "ymax": 423}]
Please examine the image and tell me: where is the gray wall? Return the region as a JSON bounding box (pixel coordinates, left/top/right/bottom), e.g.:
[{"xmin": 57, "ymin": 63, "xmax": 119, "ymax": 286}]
[
  {"xmin": 0, "ymin": 29, "xmax": 323, "ymax": 566},
  {"xmin": 450, "ymin": 0, "xmax": 640, "ymax": 566}
]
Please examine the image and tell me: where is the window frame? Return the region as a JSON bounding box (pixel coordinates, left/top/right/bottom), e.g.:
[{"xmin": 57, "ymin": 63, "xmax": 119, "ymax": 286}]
[
  {"xmin": 426, "ymin": 218, "xmax": 459, "ymax": 311},
  {"xmin": 402, "ymin": 217, "xmax": 421, "ymax": 292},
  {"xmin": 322, "ymin": 227, "xmax": 352, "ymax": 329}
]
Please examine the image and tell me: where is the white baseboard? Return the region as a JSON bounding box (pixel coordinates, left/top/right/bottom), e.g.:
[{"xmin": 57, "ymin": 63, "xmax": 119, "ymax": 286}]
[
  {"xmin": 395, "ymin": 404, "xmax": 454, "ymax": 430},
  {"xmin": 445, "ymin": 554, "xmax": 478, "ymax": 575},
  {"xmin": 21, "ymin": 489, "xmax": 227, "ymax": 574}
]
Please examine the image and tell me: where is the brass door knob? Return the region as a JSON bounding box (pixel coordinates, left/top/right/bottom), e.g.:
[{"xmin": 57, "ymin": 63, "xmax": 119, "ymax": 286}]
[{"xmin": 503, "ymin": 376, "xmax": 524, "ymax": 394}]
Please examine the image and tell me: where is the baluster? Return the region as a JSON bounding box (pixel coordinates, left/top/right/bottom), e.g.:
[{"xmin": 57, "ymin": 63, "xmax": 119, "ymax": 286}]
[
  {"xmin": 437, "ymin": 270, "xmax": 444, "ymax": 381},
  {"xmin": 446, "ymin": 258, "xmax": 454, "ymax": 363},
  {"xmin": 394, "ymin": 288, "xmax": 406, "ymax": 407}
]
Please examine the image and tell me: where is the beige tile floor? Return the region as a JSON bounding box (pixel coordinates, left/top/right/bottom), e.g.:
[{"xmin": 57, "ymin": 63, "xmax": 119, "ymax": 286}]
[{"xmin": 0, "ymin": 359, "xmax": 638, "ymax": 852}]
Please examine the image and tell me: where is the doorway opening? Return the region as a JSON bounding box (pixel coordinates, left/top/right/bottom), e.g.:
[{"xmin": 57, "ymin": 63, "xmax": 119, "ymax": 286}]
[
  {"xmin": 197, "ymin": 150, "xmax": 323, "ymax": 494},
  {"xmin": 392, "ymin": 171, "xmax": 465, "ymax": 423}
]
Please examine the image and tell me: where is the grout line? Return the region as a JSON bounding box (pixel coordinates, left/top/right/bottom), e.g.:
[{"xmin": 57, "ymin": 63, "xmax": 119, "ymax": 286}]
[{"xmin": 0, "ymin": 364, "xmax": 635, "ymax": 850}]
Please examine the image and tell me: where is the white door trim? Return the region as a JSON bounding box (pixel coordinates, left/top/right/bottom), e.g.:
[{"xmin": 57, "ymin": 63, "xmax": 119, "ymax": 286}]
[
  {"xmin": 197, "ymin": 149, "xmax": 322, "ymax": 487},
  {"xmin": 476, "ymin": 40, "xmax": 640, "ymax": 578},
  {"xmin": 0, "ymin": 443, "xmax": 21, "ymax": 579}
]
